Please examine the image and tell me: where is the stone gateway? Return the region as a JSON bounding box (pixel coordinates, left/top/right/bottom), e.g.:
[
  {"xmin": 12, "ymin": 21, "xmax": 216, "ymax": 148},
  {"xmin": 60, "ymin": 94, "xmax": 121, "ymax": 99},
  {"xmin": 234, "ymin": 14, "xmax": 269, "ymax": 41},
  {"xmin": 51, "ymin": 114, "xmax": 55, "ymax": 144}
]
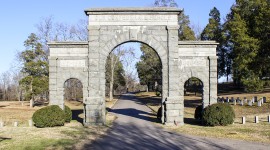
[{"xmin": 48, "ymin": 7, "xmax": 218, "ymax": 126}]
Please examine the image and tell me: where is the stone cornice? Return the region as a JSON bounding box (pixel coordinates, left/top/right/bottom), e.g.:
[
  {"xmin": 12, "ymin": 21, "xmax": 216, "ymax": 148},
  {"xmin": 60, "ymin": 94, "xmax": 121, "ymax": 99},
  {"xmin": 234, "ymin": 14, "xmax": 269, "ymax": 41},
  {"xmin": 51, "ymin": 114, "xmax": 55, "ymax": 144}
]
[
  {"xmin": 178, "ymin": 41, "xmax": 219, "ymax": 45},
  {"xmin": 85, "ymin": 7, "xmax": 182, "ymax": 15},
  {"xmin": 48, "ymin": 42, "xmax": 88, "ymax": 48}
]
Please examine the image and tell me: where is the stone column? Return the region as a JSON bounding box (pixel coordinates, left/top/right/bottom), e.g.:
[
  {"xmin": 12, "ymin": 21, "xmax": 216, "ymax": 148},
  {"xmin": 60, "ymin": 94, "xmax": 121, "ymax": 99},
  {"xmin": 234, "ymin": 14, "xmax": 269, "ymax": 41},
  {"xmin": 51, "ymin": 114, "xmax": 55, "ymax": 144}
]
[
  {"xmin": 208, "ymin": 56, "xmax": 218, "ymax": 106},
  {"xmin": 84, "ymin": 25, "xmax": 105, "ymax": 125},
  {"xmin": 165, "ymin": 25, "xmax": 183, "ymax": 126},
  {"xmin": 49, "ymin": 56, "xmax": 64, "ymax": 109}
]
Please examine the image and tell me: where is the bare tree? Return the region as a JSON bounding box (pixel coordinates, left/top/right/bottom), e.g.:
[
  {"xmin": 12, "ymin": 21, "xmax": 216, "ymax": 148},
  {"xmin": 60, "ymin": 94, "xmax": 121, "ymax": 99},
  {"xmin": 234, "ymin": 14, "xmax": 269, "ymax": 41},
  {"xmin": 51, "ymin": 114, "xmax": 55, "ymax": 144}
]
[
  {"xmin": 154, "ymin": 0, "xmax": 178, "ymax": 7},
  {"xmin": 120, "ymin": 47, "xmax": 137, "ymax": 92},
  {"xmin": 70, "ymin": 18, "xmax": 88, "ymax": 41},
  {"xmin": 191, "ymin": 22, "xmax": 203, "ymax": 40},
  {"xmin": 106, "ymin": 46, "xmax": 135, "ymax": 101}
]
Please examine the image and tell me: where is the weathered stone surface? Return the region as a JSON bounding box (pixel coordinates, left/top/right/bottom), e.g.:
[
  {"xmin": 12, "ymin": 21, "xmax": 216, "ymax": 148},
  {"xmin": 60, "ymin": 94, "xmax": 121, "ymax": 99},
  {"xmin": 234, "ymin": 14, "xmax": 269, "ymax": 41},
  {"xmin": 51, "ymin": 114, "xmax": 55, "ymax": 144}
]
[{"xmin": 48, "ymin": 7, "xmax": 218, "ymax": 126}]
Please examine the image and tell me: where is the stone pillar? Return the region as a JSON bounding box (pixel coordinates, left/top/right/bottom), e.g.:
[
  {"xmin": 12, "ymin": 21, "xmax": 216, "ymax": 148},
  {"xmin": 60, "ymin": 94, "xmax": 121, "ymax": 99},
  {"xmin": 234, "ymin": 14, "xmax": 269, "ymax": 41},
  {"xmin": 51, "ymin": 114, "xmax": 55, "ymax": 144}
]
[
  {"xmin": 49, "ymin": 56, "xmax": 64, "ymax": 109},
  {"xmin": 165, "ymin": 25, "xmax": 182, "ymax": 126},
  {"xmin": 208, "ymin": 56, "xmax": 218, "ymax": 106},
  {"xmin": 84, "ymin": 25, "xmax": 105, "ymax": 125}
]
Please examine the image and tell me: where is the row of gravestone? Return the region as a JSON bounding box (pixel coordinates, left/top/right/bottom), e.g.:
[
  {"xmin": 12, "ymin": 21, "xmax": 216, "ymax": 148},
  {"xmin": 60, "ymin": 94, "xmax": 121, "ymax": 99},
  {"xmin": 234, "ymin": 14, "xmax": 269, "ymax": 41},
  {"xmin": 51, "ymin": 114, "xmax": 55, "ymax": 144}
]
[
  {"xmin": 0, "ymin": 120, "xmax": 33, "ymax": 128},
  {"xmin": 217, "ymin": 96, "xmax": 267, "ymax": 107},
  {"xmin": 241, "ymin": 115, "xmax": 270, "ymax": 124}
]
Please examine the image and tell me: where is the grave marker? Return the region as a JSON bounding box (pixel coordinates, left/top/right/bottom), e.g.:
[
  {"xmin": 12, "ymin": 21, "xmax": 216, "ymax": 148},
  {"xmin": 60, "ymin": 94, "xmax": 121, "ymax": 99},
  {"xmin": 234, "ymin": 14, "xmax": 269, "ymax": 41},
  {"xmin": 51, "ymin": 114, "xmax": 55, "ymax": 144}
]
[
  {"xmin": 242, "ymin": 117, "xmax": 246, "ymax": 124},
  {"xmin": 255, "ymin": 116, "xmax": 259, "ymax": 123},
  {"xmin": 248, "ymin": 100, "xmax": 252, "ymax": 106}
]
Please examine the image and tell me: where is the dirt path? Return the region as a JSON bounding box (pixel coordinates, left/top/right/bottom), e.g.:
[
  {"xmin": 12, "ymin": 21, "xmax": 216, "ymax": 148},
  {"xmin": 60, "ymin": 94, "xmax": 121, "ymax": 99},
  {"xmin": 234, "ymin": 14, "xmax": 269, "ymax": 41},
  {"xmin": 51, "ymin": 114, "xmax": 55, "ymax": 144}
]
[{"xmin": 85, "ymin": 93, "xmax": 270, "ymax": 150}]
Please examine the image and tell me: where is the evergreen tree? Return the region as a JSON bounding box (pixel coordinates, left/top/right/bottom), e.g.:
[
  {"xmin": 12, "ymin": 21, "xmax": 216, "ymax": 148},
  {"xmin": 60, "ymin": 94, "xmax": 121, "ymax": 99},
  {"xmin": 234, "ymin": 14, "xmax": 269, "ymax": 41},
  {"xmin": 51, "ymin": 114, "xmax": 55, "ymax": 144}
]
[
  {"xmin": 201, "ymin": 7, "xmax": 231, "ymax": 80},
  {"xmin": 105, "ymin": 49, "xmax": 126, "ymax": 100},
  {"xmin": 19, "ymin": 33, "xmax": 49, "ymax": 100},
  {"xmin": 154, "ymin": 0, "xmax": 196, "ymax": 40},
  {"xmin": 179, "ymin": 13, "xmax": 196, "ymax": 40},
  {"xmin": 136, "ymin": 44, "xmax": 162, "ymax": 91},
  {"xmin": 225, "ymin": 0, "xmax": 269, "ymax": 91}
]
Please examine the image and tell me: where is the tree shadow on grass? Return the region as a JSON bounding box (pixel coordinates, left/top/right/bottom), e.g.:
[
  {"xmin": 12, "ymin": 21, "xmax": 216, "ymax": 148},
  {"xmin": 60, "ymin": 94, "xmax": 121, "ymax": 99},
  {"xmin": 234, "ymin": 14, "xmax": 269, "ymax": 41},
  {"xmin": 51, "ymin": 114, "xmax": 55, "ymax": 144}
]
[
  {"xmin": 0, "ymin": 137, "xmax": 11, "ymax": 142},
  {"xmin": 184, "ymin": 118, "xmax": 203, "ymax": 126}
]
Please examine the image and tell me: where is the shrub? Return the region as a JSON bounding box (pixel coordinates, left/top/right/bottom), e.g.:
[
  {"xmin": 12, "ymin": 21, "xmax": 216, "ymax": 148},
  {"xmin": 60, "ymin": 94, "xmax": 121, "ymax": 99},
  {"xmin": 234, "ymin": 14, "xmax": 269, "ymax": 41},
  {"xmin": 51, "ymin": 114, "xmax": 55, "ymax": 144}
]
[
  {"xmin": 202, "ymin": 103, "xmax": 235, "ymax": 126},
  {"xmin": 32, "ymin": 105, "xmax": 65, "ymax": 128},
  {"xmin": 194, "ymin": 105, "xmax": 203, "ymax": 120},
  {"xmin": 157, "ymin": 107, "xmax": 162, "ymax": 121},
  {"xmin": 64, "ymin": 105, "xmax": 72, "ymax": 123}
]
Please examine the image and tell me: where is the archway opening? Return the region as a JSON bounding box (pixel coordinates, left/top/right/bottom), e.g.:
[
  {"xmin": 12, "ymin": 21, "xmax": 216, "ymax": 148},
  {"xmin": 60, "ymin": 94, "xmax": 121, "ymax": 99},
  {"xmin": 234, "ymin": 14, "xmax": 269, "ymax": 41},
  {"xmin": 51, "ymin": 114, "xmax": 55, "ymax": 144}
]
[
  {"xmin": 184, "ymin": 77, "xmax": 203, "ymax": 125},
  {"xmin": 63, "ymin": 78, "xmax": 84, "ymax": 124},
  {"xmin": 104, "ymin": 41, "xmax": 162, "ymax": 123}
]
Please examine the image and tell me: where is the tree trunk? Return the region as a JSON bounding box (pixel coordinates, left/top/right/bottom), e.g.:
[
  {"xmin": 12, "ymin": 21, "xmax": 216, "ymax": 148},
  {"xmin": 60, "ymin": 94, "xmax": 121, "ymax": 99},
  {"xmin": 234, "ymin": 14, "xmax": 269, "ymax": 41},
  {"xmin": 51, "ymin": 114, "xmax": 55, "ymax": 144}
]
[{"xmin": 109, "ymin": 55, "xmax": 114, "ymax": 101}]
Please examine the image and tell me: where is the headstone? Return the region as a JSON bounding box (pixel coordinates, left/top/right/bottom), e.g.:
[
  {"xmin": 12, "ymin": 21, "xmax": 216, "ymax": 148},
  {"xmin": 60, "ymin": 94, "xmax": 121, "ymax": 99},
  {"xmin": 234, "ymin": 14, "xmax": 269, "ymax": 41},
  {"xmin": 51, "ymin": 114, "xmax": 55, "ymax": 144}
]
[
  {"xmin": 0, "ymin": 121, "xmax": 4, "ymax": 128},
  {"xmin": 241, "ymin": 100, "xmax": 244, "ymax": 106},
  {"xmin": 254, "ymin": 96, "xmax": 258, "ymax": 102},
  {"xmin": 263, "ymin": 97, "xmax": 267, "ymax": 103},
  {"xmin": 244, "ymin": 97, "xmax": 248, "ymax": 104},
  {"xmin": 242, "ymin": 116, "xmax": 246, "ymax": 124},
  {"xmin": 30, "ymin": 99, "xmax": 33, "ymax": 108},
  {"xmin": 29, "ymin": 120, "xmax": 33, "ymax": 127},
  {"xmin": 226, "ymin": 97, "xmax": 229, "ymax": 103},
  {"xmin": 231, "ymin": 97, "xmax": 234, "ymax": 103},
  {"xmin": 236, "ymin": 97, "xmax": 240, "ymax": 103},
  {"xmin": 261, "ymin": 98, "xmax": 264, "ymax": 104},
  {"xmin": 248, "ymin": 100, "xmax": 252, "ymax": 106},
  {"xmin": 255, "ymin": 116, "xmax": 259, "ymax": 123},
  {"xmin": 14, "ymin": 121, "xmax": 18, "ymax": 127},
  {"xmin": 257, "ymin": 100, "xmax": 262, "ymax": 107},
  {"xmin": 232, "ymin": 97, "xmax": 236, "ymax": 105}
]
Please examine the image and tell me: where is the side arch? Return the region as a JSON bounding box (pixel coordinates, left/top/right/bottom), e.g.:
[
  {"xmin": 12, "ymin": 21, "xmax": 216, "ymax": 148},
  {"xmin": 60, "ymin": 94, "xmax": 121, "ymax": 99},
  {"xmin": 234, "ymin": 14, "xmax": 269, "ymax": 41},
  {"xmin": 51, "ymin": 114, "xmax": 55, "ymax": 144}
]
[
  {"xmin": 181, "ymin": 73, "xmax": 209, "ymax": 108},
  {"xmin": 53, "ymin": 72, "xmax": 88, "ymax": 109}
]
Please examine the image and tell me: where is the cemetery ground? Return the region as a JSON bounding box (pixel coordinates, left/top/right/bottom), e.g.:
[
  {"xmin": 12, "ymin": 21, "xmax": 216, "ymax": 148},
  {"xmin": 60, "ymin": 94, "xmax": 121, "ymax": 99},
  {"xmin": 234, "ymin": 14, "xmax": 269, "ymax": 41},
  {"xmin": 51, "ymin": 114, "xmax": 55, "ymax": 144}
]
[
  {"xmin": 0, "ymin": 97, "xmax": 118, "ymax": 150},
  {"xmin": 136, "ymin": 90, "xmax": 270, "ymax": 144}
]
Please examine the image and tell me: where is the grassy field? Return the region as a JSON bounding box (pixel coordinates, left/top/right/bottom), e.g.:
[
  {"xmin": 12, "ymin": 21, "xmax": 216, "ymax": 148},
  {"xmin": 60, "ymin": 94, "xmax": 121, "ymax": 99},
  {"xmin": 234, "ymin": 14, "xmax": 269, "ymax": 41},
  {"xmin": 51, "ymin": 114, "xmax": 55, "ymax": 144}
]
[
  {"xmin": 0, "ymin": 97, "xmax": 119, "ymax": 150},
  {"xmin": 136, "ymin": 91, "xmax": 270, "ymax": 143}
]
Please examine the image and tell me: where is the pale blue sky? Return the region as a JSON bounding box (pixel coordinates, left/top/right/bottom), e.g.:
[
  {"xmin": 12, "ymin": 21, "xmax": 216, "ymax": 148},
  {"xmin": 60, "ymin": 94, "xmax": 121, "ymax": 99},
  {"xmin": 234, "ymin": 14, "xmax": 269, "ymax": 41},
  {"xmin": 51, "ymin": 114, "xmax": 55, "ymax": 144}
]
[{"xmin": 0, "ymin": 0, "xmax": 235, "ymax": 74}]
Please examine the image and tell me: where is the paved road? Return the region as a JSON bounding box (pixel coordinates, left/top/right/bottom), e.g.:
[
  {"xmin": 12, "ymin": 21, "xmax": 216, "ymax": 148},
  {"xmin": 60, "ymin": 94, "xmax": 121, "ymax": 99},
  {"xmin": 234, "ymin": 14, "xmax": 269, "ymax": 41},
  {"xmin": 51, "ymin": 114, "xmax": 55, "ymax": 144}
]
[{"xmin": 86, "ymin": 93, "xmax": 270, "ymax": 150}]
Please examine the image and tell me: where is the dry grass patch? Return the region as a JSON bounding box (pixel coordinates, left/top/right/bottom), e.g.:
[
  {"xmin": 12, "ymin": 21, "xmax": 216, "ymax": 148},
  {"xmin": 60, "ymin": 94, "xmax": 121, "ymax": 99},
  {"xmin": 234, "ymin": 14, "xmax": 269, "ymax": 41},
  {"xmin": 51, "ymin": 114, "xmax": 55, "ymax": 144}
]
[
  {"xmin": 135, "ymin": 92, "xmax": 161, "ymax": 112},
  {"xmin": 0, "ymin": 125, "xmax": 109, "ymax": 150},
  {"xmin": 0, "ymin": 97, "xmax": 119, "ymax": 149},
  {"xmin": 0, "ymin": 101, "xmax": 45, "ymax": 126}
]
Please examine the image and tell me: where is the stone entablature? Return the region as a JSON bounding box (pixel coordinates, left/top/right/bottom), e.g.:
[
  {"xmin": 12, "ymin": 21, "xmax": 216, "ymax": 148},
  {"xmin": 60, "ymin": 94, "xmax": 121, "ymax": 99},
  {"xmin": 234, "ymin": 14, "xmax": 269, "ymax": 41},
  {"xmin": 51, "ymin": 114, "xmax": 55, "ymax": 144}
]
[
  {"xmin": 49, "ymin": 7, "xmax": 218, "ymax": 126},
  {"xmin": 85, "ymin": 7, "xmax": 180, "ymax": 26}
]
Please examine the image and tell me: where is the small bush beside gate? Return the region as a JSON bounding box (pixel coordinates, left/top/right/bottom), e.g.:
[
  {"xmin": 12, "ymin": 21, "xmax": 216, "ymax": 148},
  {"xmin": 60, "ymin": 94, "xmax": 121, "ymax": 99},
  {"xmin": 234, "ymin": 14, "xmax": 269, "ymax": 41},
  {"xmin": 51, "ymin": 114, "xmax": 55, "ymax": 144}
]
[{"xmin": 32, "ymin": 105, "xmax": 72, "ymax": 128}]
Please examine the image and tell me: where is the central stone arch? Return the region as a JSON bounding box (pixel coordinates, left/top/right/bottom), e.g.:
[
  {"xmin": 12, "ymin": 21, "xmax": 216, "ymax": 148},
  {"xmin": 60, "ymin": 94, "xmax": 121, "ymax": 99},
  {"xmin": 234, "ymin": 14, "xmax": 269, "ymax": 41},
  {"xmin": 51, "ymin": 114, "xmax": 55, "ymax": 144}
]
[
  {"xmin": 99, "ymin": 32, "xmax": 168, "ymax": 124},
  {"xmin": 48, "ymin": 7, "xmax": 218, "ymax": 126}
]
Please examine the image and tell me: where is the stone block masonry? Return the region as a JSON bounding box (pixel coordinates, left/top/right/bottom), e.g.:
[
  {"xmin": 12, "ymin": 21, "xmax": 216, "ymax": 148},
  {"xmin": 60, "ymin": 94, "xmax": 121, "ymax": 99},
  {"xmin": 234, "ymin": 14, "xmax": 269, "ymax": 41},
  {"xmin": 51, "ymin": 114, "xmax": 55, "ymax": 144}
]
[{"xmin": 48, "ymin": 7, "xmax": 218, "ymax": 126}]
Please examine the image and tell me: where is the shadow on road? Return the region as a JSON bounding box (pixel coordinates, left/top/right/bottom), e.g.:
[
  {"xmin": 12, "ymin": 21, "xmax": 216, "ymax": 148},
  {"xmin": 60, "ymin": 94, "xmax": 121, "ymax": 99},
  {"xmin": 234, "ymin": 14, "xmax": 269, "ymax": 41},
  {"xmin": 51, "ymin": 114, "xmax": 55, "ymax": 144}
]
[
  {"xmin": 83, "ymin": 121, "xmax": 231, "ymax": 150},
  {"xmin": 110, "ymin": 108, "xmax": 158, "ymax": 123}
]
